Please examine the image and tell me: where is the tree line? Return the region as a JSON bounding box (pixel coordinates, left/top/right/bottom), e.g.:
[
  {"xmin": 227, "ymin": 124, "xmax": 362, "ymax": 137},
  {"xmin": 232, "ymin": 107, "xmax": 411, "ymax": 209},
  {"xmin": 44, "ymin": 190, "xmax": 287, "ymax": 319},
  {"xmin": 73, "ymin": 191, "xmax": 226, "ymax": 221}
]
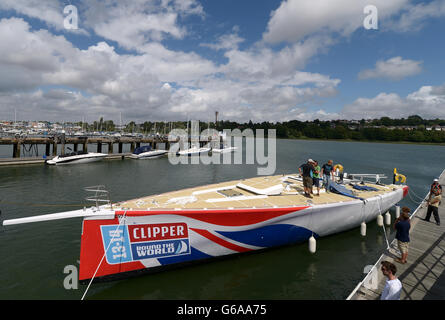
[
  {"xmin": 71, "ymin": 115, "xmax": 445, "ymax": 143},
  {"xmin": 216, "ymin": 115, "xmax": 445, "ymax": 144}
]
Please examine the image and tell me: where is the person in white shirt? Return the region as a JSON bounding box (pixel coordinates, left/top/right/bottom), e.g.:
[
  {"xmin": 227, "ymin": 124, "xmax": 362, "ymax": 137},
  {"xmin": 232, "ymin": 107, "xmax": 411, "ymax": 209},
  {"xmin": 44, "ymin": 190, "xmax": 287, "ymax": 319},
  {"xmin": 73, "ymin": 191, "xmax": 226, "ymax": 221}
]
[{"xmin": 380, "ymin": 261, "xmax": 402, "ymax": 300}]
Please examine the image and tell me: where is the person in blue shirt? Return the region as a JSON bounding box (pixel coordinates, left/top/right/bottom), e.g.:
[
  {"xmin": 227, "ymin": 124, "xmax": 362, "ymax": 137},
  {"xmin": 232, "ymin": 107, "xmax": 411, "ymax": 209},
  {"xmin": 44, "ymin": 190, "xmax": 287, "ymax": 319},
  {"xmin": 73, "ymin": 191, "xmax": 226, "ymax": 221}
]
[
  {"xmin": 321, "ymin": 160, "xmax": 334, "ymax": 193},
  {"xmin": 394, "ymin": 207, "xmax": 411, "ymax": 264}
]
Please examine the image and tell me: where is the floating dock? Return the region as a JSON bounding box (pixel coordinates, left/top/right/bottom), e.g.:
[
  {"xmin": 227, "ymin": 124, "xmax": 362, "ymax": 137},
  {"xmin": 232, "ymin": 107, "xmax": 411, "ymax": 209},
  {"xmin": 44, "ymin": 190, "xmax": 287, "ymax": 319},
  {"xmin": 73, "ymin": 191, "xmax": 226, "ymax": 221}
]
[
  {"xmin": 0, "ymin": 135, "xmax": 219, "ymax": 166},
  {"xmin": 0, "ymin": 153, "xmax": 133, "ymax": 166},
  {"xmin": 0, "ymin": 136, "xmax": 171, "ymax": 158},
  {"xmin": 347, "ymin": 169, "xmax": 445, "ymax": 300}
]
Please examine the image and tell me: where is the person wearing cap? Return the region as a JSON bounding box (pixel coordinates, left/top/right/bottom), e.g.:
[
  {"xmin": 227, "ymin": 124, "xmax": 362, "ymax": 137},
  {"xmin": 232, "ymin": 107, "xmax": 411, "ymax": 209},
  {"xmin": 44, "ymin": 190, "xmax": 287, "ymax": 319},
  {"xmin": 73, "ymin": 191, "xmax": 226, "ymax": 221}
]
[
  {"xmin": 429, "ymin": 179, "xmax": 442, "ymax": 201},
  {"xmin": 380, "ymin": 261, "xmax": 402, "ymax": 300},
  {"xmin": 299, "ymin": 159, "xmax": 315, "ymax": 198},
  {"xmin": 425, "ymin": 187, "xmax": 441, "ymax": 226},
  {"xmin": 321, "ymin": 160, "xmax": 334, "ymax": 193}
]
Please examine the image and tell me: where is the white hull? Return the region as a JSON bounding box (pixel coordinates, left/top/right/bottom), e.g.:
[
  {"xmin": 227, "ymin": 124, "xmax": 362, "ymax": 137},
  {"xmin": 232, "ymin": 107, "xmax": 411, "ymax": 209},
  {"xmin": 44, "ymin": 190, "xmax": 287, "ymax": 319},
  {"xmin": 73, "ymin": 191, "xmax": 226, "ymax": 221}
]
[
  {"xmin": 176, "ymin": 147, "xmax": 211, "ymax": 156},
  {"xmin": 212, "ymin": 147, "xmax": 237, "ymax": 153},
  {"xmin": 299, "ymin": 189, "xmax": 403, "ymax": 237},
  {"xmin": 46, "ymin": 153, "xmax": 107, "ymax": 165},
  {"xmin": 130, "ymin": 150, "xmax": 167, "ymax": 159}
]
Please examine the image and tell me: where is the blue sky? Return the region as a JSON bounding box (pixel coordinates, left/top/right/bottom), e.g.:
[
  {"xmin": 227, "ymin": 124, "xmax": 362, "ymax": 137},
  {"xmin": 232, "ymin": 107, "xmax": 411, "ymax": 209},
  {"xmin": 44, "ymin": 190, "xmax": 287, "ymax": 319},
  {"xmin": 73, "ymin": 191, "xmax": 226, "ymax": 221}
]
[{"xmin": 0, "ymin": 0, "xmax": 444, "ymax": 123}]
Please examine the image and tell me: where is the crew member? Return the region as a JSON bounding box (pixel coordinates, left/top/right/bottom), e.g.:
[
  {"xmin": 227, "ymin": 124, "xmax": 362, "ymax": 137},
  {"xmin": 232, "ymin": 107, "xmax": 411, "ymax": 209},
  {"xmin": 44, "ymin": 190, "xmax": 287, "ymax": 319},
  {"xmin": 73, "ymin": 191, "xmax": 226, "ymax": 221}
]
[
  {"xmin": 425, "ymin": 188, "xmax": 441, "ymax": 226},
  {"xmin": 299, "ymin": 159, "xmax": 315, "ymax": 198},
  {"xmin": 321, "ymin": 160, "xmax": 334, "ymax": 193}
]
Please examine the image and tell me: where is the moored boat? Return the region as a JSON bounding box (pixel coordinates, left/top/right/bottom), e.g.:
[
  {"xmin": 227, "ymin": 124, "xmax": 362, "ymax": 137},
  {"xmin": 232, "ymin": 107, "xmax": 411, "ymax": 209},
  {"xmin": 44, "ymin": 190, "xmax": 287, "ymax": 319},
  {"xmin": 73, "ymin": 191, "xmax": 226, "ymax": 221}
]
[
  {"xmin": 46, "ymin": 151, "xmax": 107, "ymax": 165},
  {"xmin": 211, "ymin": 131, "xmax": 237, "ymax": 153},
  {"xmin": 211, "ymin": 146, "xmax": 237, "ymax": 153},
  {"xmin": 129, "ymin": 145, "xmax": 167, "ymax": 159},
  {"xmin": 176, "ymin": 146, "xmax": 211, "ymax": 156},
  {"xmin": 2, "ymin": 172, "xmax": 408, "ymax": 283}
]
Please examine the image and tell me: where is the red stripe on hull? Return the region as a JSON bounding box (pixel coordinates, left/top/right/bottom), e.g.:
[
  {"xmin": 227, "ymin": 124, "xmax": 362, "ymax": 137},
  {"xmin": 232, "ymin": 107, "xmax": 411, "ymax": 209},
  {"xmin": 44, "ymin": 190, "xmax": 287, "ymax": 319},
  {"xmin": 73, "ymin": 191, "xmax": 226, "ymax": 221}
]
[
  {"xmin": 403, "ymin": 186, "xmax": 409, "ymax": 198},
  {"xmin": 79, "ymin": 207, "xmax": 309, "ymax": 281},
  {"xmin": 190, "ymin": 228, "xmax": 252, "ymax": 253},
  {"xmin": 115, "ymin": 206, "xmax": 309, "ymax": 227}
]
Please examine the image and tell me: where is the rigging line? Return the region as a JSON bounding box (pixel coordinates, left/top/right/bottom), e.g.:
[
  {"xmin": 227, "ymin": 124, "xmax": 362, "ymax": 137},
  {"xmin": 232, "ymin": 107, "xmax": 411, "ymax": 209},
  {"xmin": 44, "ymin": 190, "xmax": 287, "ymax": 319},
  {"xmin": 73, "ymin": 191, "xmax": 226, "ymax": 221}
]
[
  {"xmin": 410, "ymin": 189, "xmax": 429, "ymax": 201},
  {"xmin": 81, "ymin": 211, "xmax": 127, "ymax": 301},
  {"xmin": 408, "ymin": 188, "xmax": 426, "ymax": 200},
  {"xmin": 407, "ymin": 191, "xmax": 423, "ymax": 206},
  {"xmin": 408, "ymin": 192, "xmax": 420, "ymax": 205}
]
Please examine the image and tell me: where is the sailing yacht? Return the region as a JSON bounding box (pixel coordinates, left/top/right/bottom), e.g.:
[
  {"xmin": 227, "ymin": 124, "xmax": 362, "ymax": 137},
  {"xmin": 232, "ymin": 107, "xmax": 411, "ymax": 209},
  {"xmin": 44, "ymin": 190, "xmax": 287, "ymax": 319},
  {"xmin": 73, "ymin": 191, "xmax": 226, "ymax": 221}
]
[{"xmin": 3, "ymin": 170, "xmax": 408, "ymax": 282}]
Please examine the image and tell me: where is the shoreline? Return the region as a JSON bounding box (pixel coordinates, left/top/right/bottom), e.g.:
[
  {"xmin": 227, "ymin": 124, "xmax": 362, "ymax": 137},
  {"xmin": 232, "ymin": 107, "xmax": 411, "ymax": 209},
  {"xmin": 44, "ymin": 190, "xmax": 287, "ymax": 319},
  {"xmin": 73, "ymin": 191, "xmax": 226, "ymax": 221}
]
[{"xmin": 276, "ymin": 136, "xmax": 445, "ymax": 146}]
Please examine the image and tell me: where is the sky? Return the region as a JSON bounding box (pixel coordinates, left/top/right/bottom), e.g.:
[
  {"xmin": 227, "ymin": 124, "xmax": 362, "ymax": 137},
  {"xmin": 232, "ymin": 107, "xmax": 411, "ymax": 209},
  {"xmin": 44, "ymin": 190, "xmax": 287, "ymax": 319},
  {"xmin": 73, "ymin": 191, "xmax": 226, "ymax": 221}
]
[{"xmin": 0, "ymin": 0, "xmax": 444, "ymax": 123}]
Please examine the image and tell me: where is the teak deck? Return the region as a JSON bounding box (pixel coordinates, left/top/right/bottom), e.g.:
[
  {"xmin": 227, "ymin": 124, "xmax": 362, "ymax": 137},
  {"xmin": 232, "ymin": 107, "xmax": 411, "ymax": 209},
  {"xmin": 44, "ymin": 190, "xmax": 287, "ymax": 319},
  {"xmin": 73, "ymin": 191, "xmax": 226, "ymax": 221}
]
[{"xmin": 116, "ymin": 174, "xmax": 400, "ymax": 211}]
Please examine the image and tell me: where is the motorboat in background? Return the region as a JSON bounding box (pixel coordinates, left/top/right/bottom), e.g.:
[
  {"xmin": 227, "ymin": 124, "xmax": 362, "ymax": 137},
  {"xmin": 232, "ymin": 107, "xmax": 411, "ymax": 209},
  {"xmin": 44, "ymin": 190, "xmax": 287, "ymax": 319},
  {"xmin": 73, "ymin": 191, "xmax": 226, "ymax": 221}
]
[
  {"xmin": 174, "ymin": 118, "xmax": 212, "ymax": 156},
  {"xmin": 211, "ymin": 145, "xmax": 237, "ymax": 153},
  {"xmin": 211, "ymin": 131, "xmax": 237, "ymax": 153},
  {"xmin": 176, "ymin": 146, "xmax": 211, "ymax": 156},
  {"xmin": 129, "ymin": 145, "xmax": 167, "ymax": 159},
  {"xmin": 46, "ymin": 151, "xmax": 107, "ymax": 165}
]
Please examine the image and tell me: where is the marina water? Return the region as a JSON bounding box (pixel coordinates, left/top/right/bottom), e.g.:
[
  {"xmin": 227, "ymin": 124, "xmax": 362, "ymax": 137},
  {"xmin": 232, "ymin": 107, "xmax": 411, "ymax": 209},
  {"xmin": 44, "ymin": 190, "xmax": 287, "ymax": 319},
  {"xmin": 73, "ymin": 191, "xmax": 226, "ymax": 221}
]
[{"xmin": 0, "ymin": 139, "xmax": 442, "ymax": 299}]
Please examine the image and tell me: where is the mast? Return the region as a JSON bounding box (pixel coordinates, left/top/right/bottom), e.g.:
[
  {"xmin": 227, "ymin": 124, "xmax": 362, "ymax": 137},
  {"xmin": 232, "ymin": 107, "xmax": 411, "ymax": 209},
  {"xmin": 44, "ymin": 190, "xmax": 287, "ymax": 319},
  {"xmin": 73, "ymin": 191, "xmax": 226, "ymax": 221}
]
[{"xmin": 119, "ymin": 112, "xmax": 122, "ymax": 133}]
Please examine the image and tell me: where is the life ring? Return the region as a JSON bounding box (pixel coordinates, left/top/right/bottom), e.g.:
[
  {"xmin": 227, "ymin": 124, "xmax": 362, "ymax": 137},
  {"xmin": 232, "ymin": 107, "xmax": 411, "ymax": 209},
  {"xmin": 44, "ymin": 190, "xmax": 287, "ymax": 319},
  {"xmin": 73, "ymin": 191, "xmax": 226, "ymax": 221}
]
[
  {"xmin": 395, "ymin": 173, "xmax": 407, "ymax": 183},
  {"xmin": 334, "ymin": 164, "xmax": 344, "ymax": 172}
]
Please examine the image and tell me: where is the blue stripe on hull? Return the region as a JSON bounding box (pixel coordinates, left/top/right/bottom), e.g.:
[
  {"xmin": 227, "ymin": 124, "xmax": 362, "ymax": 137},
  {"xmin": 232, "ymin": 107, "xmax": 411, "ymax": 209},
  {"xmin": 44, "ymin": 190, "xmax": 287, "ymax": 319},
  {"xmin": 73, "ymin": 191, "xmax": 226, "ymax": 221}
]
[
  {"xmin": 158, "ymin": 247, "xmax": 212, "ymax": 265},
  {"xmin": 157, "ymin": 225, "xmax": 317, "ymax": 266},
  {"xmin": 216, "ymin": 224, "xmax": 317, "ymax": 248}
]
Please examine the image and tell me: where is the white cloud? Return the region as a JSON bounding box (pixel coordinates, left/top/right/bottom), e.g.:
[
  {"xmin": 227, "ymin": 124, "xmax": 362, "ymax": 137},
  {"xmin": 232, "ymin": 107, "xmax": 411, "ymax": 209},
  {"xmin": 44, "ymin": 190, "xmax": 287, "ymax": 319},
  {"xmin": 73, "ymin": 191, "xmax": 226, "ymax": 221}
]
[
  {"xmin": 133, "ymin": 43, "xmax": 218, "ymax": 83},
  {"xmin": 0, "ymin": 16, "xmax": 341, "ymax": 123},
  {"xmin": 0, "ymin": 17, "xmax": 76, "ymax": 91},
  {"xmin": 200, "ymin": 27, "xmax": 245, "ymax": 51},
  {"xmin": 293, "ymin": 109, "xmax": 341, "ymax": 122},
  {"xmin": 341, "ymin": 84, "xmax": 445, "ymax": 119},
  {"xmin": 262, "ymin": 0, "xmax": 409, "ymax": 44},
  {"xmin": 81, "ymin": 0, "xmax": 204, "ymax": 51},
  {"xmin": 283, "ymin": 71, "xmax": 341, "ymax": 88},
  {"xmin": 0, "ymin": 0, "xmax": 203, "ymax": 49},
  {"xmin": 9, "ymin": 1, "xmax": 445, "ymax": 124},
  {"xmin": 0, "ymin": 0, "xmax": 64, "ymax": 29},
  {"xmin": 0, "ymin": 0, "xmax": 90, "ymax": 35},
  {"xmin": 221, "ymin": 35, "xmax": 332, "ymax": 83},
  {"xmin": 388, "ymin": 0, "xmax": 445, "ymax": 32},
  {"xmin": 358, "ymin": 56, "xmax": 423, "ymax": 81},
  {"xmin": 90, "ymin": 11, "xmax": 185, "ymax": 49}
]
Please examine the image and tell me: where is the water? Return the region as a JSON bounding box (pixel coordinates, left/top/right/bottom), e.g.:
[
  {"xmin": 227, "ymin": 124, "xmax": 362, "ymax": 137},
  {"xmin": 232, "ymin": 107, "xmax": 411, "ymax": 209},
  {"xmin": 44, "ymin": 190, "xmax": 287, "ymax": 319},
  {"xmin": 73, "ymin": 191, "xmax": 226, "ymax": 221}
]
[{"xmin": 0, "ymin": 139, "xmax": 442, "ymax": 299}]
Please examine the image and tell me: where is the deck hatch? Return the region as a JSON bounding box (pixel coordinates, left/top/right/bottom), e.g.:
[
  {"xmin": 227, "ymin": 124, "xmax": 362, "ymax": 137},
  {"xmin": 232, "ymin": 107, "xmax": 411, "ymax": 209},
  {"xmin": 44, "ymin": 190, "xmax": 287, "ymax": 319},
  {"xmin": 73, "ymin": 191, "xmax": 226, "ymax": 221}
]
[{"xmin": 217, "ymin": 189, "xmax": 244, "ymax": 197}]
